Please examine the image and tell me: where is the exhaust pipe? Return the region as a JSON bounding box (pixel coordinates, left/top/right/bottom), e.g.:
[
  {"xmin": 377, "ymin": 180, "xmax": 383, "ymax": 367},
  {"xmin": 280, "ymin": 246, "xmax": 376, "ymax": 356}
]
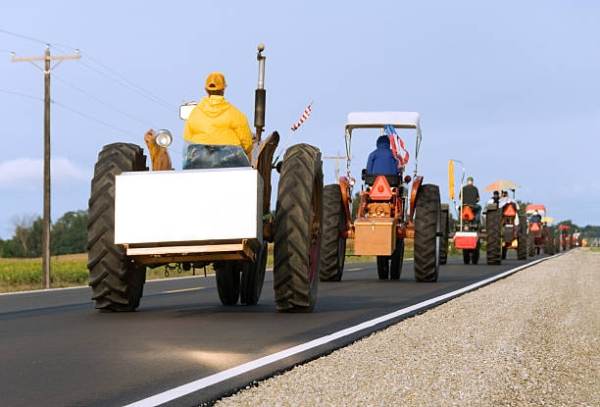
[{"xmin": 254, "ymin": 43, "xmax": 266, "ymax": 143}]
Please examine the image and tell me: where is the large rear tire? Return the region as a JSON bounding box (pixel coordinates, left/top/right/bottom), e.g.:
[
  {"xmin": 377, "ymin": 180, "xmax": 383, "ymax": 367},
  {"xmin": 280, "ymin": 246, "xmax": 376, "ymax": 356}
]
[
  {"xmin": 240, "ymin": 243, "xmax": 268, "ymax": 305},
  {"xmin": 215, "ymin": 262, "xmax": 241, "ymax": 305},
  {"xmin": 486, "ymin": 205, "xmax": 501, "ymax": 265},
  {"xmin": 319, "ymin": 184, "xmax": 346, "ymax": 282},
  {"xmin": 390, "ymin": 238, "xmax": 404, "ymax": 280},
  {"xmin": 377, "ymin": 256, "xmax": 389, "ymax": 280},
  {"xmin": 439, "ymin": 205, "xmax": 449, "ymax": 265},
  {"xmin": 273, "ymin": 144, "xmax": 323, "ymax": 312},
  {"xmin": 414, "ymin": 184, "xmax": 441, "ymax": 282},
  {"xmin": 88, "ymin": 143, "xmax": 147, "ymax": 312},
  {"xmin": 528, "ymin": 234, "xmax": 536, "ymax": 257},
  {"xmin": 517, "ymin": 215, "xmax": 528, "ymax": 260}
]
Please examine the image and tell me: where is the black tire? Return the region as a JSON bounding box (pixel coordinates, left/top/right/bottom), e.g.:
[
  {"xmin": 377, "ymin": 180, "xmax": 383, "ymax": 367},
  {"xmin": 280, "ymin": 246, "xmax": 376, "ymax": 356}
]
[
  {"xmin": 543, "ymin": 230, "xmax": 554, "ymax": 255},
  {"xmin": 414, "ymin": 184, "xmax": 441, "ymax": 282},
  {"xmin": 240, "ymin": 243, "xmax": 268, "ymax": 305},
  {"xmin": 88, "ymin": 143, "xmax": 147, "ymax": 312},
  {"xmin": 439, "ymin": 205, "xmax": 449, "ymax": 265},
  {"xmin": 390, "ymin": 239, "xmax": 404, "ymax": 280},
  {"xmin": 472, "ymin": 240, "xmax": 480, "ymax": 264},
  {"xmin": 273, "ymin": 144, "xmax": 323, "ymax": 312},
  {"xmin": 517, "ymin": 215, "xmax": 527, "ymax": 260},
  {"xmin": 462, "ymin": 249, "xmax": 471, "ymax": 265},
  {"xmin": 528, "ymin": 234, "xmax": 536, "ymax": 257},
  {"xmin": 377, "ymin": 256, "xmax": 389, "ymax": 280},
  {"xmin": 486, "ymin": 205, "xmax": 501, "ymax": 265},
  {"xmin": 319, "ymin": 184, "xmax": 346, "ymax": 282},
  {"xmin": 215, "ymin": 262, "xmax": 241, "ymax": 305}
]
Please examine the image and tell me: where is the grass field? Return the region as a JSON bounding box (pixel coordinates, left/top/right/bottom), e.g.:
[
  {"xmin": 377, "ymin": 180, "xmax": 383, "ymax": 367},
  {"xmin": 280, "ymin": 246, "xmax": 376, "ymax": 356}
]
[{"xmin": 0, "ymin": 241, "xmax": 416, "ymax": 293}]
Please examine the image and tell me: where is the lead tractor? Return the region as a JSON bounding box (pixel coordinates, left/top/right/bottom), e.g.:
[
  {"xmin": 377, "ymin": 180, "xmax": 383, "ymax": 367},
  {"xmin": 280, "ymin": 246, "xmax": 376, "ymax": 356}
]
[
  {"xmin": 318, "ymin": 112, "xmax": 445, "ymax": 283},
  {"xmin": 87, "ymin": 44, "xmax": 324, "ymax": 312},
  {"xmin": 559, "ymin": 224, "xmax": 571, "ymax": 251},
  {"xmin": 485, "ymin": 192, "xmax": 527, "ymax": 264}
]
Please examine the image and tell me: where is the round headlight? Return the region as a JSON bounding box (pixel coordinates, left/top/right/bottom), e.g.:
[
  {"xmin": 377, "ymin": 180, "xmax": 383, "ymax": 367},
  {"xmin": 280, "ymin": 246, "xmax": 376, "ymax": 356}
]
[{"xmin": 155, "ymin": 129, "xmax": 173, "ymax": 148}]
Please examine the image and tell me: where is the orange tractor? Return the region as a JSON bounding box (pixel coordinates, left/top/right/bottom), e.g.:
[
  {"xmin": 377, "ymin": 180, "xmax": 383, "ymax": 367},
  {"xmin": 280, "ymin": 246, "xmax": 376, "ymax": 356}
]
[
  {"xmin": 525, "ymin": 204, "xmax": 554, "ymax": 256},
  {"xmin": 319, "ymin": 112, "xmax": 445, "ymax": 282},
  {"xmin": 485, "ymin": 192, "xmax": 528, "ymax": 264},
  {"xmin": 559, "ymin": 224, "xmax": 572, "ymax": 251},
  {"xmin": 448, "ymin": 160, "xmax": 482, "ymax": 265}
]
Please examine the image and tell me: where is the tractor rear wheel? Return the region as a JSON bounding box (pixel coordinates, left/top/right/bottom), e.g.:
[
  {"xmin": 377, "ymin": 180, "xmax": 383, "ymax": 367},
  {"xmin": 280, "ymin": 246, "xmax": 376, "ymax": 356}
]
[
  {"xmin": 240, "ymin": 243, "xmax": 268, "ymax": 305},
  {"xmin": 462, "ymin": 249, "xmax": 471, "ymax": 265},
  {"xmin": 390, "ymin": 238, "xmax": 404, "ymax": 280},
  {"xmin": 517, "ymin": 215, "xmax": 528, "ymax": 260},
  {"xmin": 88, "ymin": 143, "xmax": 147, "ymax": 312},
  {"xmin": 273, "ymin": 144, "xmax": 323, "ymax": 312},
  {"xmin": 215, "ymin": 262, "xmax": 241, "ymax": 305},
  {"xmin": 486, "ymin": 205, "xmax": 501, "ymax": 265},
  {"xmin": 414, "ymin": 184, "xmax": 441, "ymax": 282},
  {"xmin": 439, "ymin": 205, "xmax": 449, "ymax": 265},
  {"xmin": 528, "ymin": 234, "xmax": 536, "ymax": 257},
  {"xmin": 319, "ymin": 184, "xmax": 346, "ymax": 282},
  {"xmin": 472, "ymin": 242, "xmax": 481, "ymax": 265},
  {"xmin": 377, "ymin": 257, "xmax": 389, "ymax": 280},
  {"xmin": 544, "ymin": 230, "xmax": 554, "ymax": 255}
]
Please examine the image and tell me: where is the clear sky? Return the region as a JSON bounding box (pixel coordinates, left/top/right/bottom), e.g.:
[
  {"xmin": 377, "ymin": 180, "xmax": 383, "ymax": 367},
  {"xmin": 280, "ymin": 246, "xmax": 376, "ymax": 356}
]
[{"xmin": 0, "ymin": 0, "xmax": 598, "ymax": 238}]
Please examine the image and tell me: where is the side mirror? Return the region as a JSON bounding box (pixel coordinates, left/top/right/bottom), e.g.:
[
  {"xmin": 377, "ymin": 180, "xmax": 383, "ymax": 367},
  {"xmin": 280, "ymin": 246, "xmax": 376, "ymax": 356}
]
[{"xmin": 361, "ymin": 169, "xmax": 367, "ymax": 181}]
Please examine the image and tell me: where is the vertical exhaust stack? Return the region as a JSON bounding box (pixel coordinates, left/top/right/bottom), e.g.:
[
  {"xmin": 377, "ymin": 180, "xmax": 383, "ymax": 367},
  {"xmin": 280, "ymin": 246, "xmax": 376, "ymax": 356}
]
[{"xmin": 254, "ymin": 43, "xmax": 266, "ymax": 143}]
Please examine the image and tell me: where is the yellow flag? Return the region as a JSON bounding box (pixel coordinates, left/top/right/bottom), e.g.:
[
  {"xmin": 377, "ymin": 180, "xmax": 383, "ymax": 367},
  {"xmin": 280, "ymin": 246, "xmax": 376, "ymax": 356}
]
[{"xmin": 448, "ymin": 160, "xmax": 455, "ymax": 201}]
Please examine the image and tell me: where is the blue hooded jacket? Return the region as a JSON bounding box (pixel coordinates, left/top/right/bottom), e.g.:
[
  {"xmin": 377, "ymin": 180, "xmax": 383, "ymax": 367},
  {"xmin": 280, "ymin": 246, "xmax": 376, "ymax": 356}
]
[{"xmin": 366, "ymin": 135, "xmax": 398, "ymax": 175}]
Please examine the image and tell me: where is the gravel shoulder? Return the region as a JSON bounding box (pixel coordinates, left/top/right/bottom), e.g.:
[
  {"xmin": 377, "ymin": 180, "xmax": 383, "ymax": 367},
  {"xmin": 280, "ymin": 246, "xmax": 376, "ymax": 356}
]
[{"xmin": 217, "ymin": 250, "xmax": 600, "ymax": 407}]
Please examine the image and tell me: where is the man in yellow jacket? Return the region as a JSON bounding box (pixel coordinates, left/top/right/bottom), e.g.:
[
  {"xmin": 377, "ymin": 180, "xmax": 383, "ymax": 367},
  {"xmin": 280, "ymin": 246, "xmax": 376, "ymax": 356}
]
[{"xmin": 183, "ymin": 72, "xmax": 253, "ymax": 158}]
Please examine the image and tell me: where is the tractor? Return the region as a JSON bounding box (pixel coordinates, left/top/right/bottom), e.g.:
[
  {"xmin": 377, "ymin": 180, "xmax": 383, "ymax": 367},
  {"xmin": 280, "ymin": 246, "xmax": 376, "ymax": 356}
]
[
  {"xmin": 485, "ymin": 192, "xmax": 527, "ymax": 264},
  {"xmin": 448, "ymin": 160, "xmax": 481, "ymax": 265},
  {"xmin": 87, "ymin": 44, "xmax": 324, "ymax": 312},
  {"xmin": 559, "ymin": 224, "xmax": 571, "ymax": 251},
  {"xmin": 318, "ymin": 112, "xmax": 446, "ymax": 282},
  {"xmin": 525, "ymin": 204, "xmax": 554, "ymax": 256}
]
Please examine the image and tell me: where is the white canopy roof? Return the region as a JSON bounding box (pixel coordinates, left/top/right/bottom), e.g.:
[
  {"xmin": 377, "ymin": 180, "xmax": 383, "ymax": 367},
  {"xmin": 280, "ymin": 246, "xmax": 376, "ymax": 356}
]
[{"xmin": 346, "ymin": 112, "xmax": 421, "ymax": 132}]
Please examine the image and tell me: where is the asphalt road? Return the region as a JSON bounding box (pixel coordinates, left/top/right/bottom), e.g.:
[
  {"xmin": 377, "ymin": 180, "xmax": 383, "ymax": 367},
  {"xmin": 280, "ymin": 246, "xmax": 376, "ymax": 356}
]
[{"xmin": 0, "ymin": 256, "xmax": 544, "ymax": 407}]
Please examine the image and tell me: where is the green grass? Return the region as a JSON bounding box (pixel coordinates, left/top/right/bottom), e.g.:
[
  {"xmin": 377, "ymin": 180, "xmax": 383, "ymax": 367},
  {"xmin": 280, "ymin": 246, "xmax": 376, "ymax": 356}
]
[
  {"xmin": 0, "ymin": 240, "xmax": 420, "ymax": 293},
  {"xmin": 589, "ymin": 247, "xmax": 600, "ymax": 253}
]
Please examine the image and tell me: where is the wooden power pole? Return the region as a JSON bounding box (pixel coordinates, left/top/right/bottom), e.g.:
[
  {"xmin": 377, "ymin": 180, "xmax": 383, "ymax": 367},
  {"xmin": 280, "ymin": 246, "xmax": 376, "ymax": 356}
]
[{"xmin": 12, "ymin": 46, "xmax": 80, "ymax": 289}]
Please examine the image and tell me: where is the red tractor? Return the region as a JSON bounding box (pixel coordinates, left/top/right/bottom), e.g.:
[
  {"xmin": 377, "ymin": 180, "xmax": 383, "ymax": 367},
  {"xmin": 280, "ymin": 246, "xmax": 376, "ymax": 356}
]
[
  {"xmin": 559, "ymin": 224, "xmax": 571, "ymax": 251},
  {"xmin": 526, "ymin": 204, "xmax": 554, "ymax": 256},
  {"xmin": 485, "ymin": 196, "xmax": 527, "ymax": 264},
  {"xmin": 319, "ymin": 112, "xmax": 445, "ymax": 283}
]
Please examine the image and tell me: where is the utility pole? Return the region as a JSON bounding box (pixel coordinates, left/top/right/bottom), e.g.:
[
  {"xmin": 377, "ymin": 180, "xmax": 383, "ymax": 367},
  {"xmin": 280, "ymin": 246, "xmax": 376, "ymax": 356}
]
[
  {"xmin": 12, "ymin": 45, "xmax": 80, "ymax": 289},
  {"xmin": 323, "ymin": 153, "xmax": 346, "ymax": 181}
]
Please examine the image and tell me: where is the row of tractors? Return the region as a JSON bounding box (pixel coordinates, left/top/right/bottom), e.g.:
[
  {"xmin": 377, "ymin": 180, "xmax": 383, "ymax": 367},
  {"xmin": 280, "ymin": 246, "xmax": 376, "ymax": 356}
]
[
  {"xmin": 448, "ymin": 173, "xmax": 576, "ymax": 265},
  {"xmin": 85, "ymin": 44, "xmax": 572, "ymax": 315}
]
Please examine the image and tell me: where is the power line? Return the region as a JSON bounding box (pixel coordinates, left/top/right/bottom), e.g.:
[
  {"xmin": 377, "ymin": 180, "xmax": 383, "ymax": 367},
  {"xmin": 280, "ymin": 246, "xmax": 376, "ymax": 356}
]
[
  {"xmin": 52, "ymin": 99, "xmax": 137, "ymax": 136},
  {"xmin": 0, "ymin": 28, "xmax": 48, "ymax": 45},
  {"xmin": 78, "ymin": 56, "xmax": 174, "ymax": 110},
  {"xmin": 0, "ymin": 87, "xmax": 137, "ymax": 136},
  {"xmin": 52, "ymin": 71, "xmax": 155, "ymax": 127},
  {"xmin": 0, "ymin": 88, "xmax": 43, "ymax": 102},
  {"xmin": 2, "ymin": 28, "xmax": 175, "ymax": 111}
]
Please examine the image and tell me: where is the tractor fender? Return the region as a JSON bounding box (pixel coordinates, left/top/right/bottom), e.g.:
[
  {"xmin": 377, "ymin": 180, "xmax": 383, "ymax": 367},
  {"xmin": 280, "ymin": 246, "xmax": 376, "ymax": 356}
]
[
  {"xmin": 338, "ymin": 176, "xmax": 353, "ymax": 237},
  {"xmin": 408, "ymin": 175, "xmax": 424, "ymax": 221}
]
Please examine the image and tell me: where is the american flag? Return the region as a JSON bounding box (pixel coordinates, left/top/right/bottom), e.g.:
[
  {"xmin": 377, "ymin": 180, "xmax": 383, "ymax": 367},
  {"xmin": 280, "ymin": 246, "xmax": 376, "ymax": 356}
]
[
  {"xmin": 291, "ymin": 103, "xmax": 313, "ymax": 131},
  {"xmin": 384, "ymin": 124, "xmax": 409, "ymax": 167}
]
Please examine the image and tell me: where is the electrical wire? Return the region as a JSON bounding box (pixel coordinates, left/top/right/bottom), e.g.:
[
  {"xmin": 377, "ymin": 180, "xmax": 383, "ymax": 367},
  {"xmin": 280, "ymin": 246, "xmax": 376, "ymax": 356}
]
[
  {"xmin": 0, "ymin": 88, "xmax": 137, "ymax": 136},
  {"xmin": 0, "ymin": 28, "xmax": 48, "ymax": 45},
  {"xmin": 52, "ymin": 72, "xmax": 155, "ymax": 127}
]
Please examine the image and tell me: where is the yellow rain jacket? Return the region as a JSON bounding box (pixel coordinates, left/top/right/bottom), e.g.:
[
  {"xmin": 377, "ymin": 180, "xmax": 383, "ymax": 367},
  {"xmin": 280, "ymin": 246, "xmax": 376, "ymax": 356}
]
[{"xmin": 183, "ymin": 95, "xmax": 253, "ymax": 157}]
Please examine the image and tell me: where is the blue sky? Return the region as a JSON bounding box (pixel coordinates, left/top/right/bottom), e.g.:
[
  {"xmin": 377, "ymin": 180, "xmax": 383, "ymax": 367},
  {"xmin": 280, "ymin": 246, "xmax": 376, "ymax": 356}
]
[{"xmin": 0, "ymin": 0, "xmax": 598, "ymax": 238}]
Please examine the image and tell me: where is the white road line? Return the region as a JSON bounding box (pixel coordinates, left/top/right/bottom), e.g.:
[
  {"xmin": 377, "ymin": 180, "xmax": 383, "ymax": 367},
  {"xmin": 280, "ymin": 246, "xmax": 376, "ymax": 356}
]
[
  {"xmin": 123, "ymin": 254, "xmax": 560, "ymax": 407},
  {"xmin": 162, "ymin": 287, "xmax": 205, "ymax": 294}
]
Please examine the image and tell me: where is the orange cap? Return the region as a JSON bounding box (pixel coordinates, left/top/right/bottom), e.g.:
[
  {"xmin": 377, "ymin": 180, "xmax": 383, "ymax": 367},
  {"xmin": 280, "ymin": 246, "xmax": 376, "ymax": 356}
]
[{"xmin": 205, "ymin": 72, "xmax": 226, "ymax": 91}]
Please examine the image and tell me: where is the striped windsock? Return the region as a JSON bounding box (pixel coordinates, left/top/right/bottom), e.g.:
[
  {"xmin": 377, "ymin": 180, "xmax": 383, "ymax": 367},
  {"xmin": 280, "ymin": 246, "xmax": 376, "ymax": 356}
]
[{"xmin": 291, "ymin": 103, "xmax": 313, "ymax": 131}]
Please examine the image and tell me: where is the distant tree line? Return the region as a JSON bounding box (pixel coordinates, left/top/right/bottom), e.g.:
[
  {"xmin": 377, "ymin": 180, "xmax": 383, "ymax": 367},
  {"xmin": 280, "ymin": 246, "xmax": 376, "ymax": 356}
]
[{"xmin": 0, "ymin": 210, "xmax": 88, "ymax": 258}]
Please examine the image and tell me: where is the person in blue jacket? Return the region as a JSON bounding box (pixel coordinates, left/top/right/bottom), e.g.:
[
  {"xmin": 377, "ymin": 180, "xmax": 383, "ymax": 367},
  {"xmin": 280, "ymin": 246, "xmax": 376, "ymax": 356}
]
[{"xmin": 366, "ymin": 135, "xmax": 399, "ymax": 175}]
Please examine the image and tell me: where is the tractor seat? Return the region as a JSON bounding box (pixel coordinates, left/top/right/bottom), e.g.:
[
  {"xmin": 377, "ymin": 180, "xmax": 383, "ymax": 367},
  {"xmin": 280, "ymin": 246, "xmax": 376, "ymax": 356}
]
[{"xmin": 362, "ymin": 169, "xmax": 400, "ymax": 187}]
